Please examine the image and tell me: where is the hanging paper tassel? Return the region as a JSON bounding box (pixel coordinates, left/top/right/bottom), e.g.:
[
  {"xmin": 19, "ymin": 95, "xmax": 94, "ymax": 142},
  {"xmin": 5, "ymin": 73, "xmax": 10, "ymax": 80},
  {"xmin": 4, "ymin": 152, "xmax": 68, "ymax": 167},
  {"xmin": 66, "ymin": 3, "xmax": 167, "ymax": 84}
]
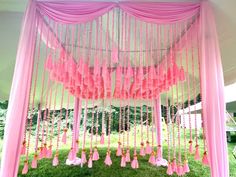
[
  {"xmin": 194, "ymin": 144, "xmax": 200, "ymax": 160},
  {"xmin": 145, "ymin": 141, "xmax": 152, "ymax": 154},
  {"xmin": 22, "ymin": 160, "xmax": 29, "ymax": 174},
  {"xmin": 111, "ymin": 47, "xmax": 118, "ymax": 64},
  {"xmin": 125, "ymin": 148, "xmax": 131, "ymax": 162},
  {"xmin": 140, "ymin": 142, "xmax": 145, "ymax": 156},
  {"xmin": 177, "ymin": 165, "xmax": 184, "ymax": 176},
  {"xmin": 81, "ymin": 149, "xmax": 87, "ymax": 164},
  {"xmin": 88, "ymin": 153, "xmax": 93, "ymax": 168},
  {"xmin": 104, "ymin": 151, "xmax": 112, "ymax": 166},
  {"xmin": 131, "ymin": 154, "xmax": 139, "ymax": 169},
  {"xmin": 189, "ymin": 140, "xmax": 193, "ymax": 154},
  {"xmin": 42, "ymin": 143, "xmax": 48, "ymax": 158},
  {"xmin": 31, "ymin": 153, "xmax": 38, "ymax": 169},
  {"xmin": 148, "ymin": 151, "xmax": 156, "ymax": 165},
  {"xmin": 68, "ymin": 148, "xmax": 75, "ymax": 161},
  {"xmin": 21, "ymin": 141, "xmax": 26, "ymax": 155},
  {"xmin": 62, "ymin": 128, "xmax": 68, "ymax": 144},
  {"xmin": 183, "ymin": 160, "xmax": 190, "ymax": 173},
  {"xmin": 46, "ymin": 145, "xmax": 52, "ymax": 158},
  {"xmin": 100, "ymin": 133, "xmax": 105, "ymax": 144},
  {"xmin": 121, "ymin": 151, "xmax": 126, "ymax": 167},
  {"xmin": 202, "ymin": 151, "xmax": 209, "ymax": 166},
  {"xmin": 92, "ymin": 147, "xmax": 99, "ymax": 161},
  {"xmin": 167, "ymin": 162, "xmax": 173, "ymax": 175},
  {"xmin": 52, "ymin": 152, "xmax": 59, "ymax": 166},
  {"xmin": 172, "ymin": 158, "xmax": 177, "ymax": 172},
  {"xmin": 38, "ymin": 146, "xmax": 43, "ymax": 159},
  {"xmin": 116, "ymin": 142, "xmax": 122, "ymax": 156}
]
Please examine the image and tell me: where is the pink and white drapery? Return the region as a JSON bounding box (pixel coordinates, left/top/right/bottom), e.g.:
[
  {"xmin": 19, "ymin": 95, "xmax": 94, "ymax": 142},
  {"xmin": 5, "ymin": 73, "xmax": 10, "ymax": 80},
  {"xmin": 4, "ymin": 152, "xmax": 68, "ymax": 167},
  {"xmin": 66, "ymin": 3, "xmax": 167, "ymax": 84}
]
[{"xmin": 0, "ymin": 1, "xmax": 229, "ymax": 177}]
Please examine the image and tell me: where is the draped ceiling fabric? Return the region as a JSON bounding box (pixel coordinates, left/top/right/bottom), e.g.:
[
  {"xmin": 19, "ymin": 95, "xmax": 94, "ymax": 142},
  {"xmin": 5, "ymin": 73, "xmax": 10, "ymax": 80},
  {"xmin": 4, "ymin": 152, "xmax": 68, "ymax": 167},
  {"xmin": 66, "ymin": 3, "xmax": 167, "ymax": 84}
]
[{"xmin": 0, "ymin": 1, "xmax": 229, "ymax": 177}]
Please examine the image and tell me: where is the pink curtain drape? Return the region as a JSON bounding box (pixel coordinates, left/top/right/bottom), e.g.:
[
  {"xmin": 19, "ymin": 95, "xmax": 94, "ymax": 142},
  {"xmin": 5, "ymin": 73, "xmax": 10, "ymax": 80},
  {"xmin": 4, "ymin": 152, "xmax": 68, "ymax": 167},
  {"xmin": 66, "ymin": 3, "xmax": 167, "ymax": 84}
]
[
  {"xmin": 36, "ymin": 1, "xmax": 200, "ymax": 24},
  {"xmin": 199, "ymin": 1, "xmax": 229, "ymax": 177},
  {"xmin": 0, "ymin": 1, "xmax": 229, "ymax": 177},
  {"xmin": 0, "ymin": 1, "xmax": 38, "ymax": 177}
]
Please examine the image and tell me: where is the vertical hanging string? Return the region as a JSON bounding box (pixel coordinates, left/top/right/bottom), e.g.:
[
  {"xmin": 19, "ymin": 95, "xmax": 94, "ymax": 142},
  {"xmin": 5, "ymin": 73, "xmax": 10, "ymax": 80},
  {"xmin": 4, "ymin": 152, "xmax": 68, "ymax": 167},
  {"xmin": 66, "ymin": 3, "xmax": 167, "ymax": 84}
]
[
  {"xmin": 131, "ymin": 17, "xmax": 139, "ymax": 169},
  {"xmin": 196, "ymin": 24, "xmax": 209, "ymax": 166},
  {"xmin": 170, "ymin": 24, "xmax": 177, "ymax": 173},
  {"xmin": 185, "ymin": 22, "xmax": 193, "ymax": 154},
  {"xmin": 93, "ymin": 19, "xmax": 100, "ymax": 159},
  {"xmin": 53, "ymin": 85, "xmax": 65, "ymax": 166},
  {"xmin": 99, "ymin": 15, "xmax": 105, "ymax": 145},
  {"xmin": 87, "ymin": 20, "xmax": 94, "ymax": 168},
  {"xmin": 145, "ymin": 23, "xmax": 152, "ymax": 155},
  {"xmin": 125, "ymin": 14, "xmax": 131, "ymax": 164},
  {"xmin": 148, "ymin": 23, "xmax": 156, "ymax": 165},
  {"xmin": 179, "ymin": 22, "xmax": 190, "ymax": 174},
  {"xmin": 166, "ymin": 24, "xmax": 173, "ymax": 176},
  {"xmin": 191, "ymin": 31, "xmax": 200, "ymax": 161},
  {"xmin": 40, "ymin": 62, "xmax": 52, "ymax": 159},
  {"xmin": 48, "ymin": 23, "xmax": 59, "ymax": 158},
  {"xmin": 34, "ymin": 19, "xmax": 51, "ymax": 161},
  {"xmin": 139, "ymin": 20, "xmax": 145, "ymax": 157},
  {"xmin": 156, "ymin": 24, "xmax": 162, "ymax": 160},
  {"xmin": 21, "ymin": 17, "xmax": 40, "ymax": 174},
  {"xmin": 121, "ymin": 11, "xmax": 127, "ymax": 168}
]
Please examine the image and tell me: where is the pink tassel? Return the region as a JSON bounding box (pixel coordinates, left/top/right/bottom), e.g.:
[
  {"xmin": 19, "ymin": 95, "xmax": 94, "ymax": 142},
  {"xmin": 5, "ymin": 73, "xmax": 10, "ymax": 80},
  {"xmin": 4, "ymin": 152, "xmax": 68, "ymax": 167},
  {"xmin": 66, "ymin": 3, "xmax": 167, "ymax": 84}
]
[
  {"xmin": 104, "ymin": 151, "xmax": 112, "ymax": 166},
  {"xmin": 148, "ymin": 151, "xmax": 156, "ymax": 165},
  {"xmin": 177, "ymin": 165, "xmax": 184, "ymax": 176},
  {"xmin": 116, "ymin": 142, "xmax": 122, "ymax": 156},
  {"xmin": 52, "ymin": 154, "xmax": 59, "ymax": 166},
  {"xmin": 92, "ymin": 147, "xmax": 100, "ymax": 161},
  {"xmin": 68, "ymin": 148, "xmax": 75, "ymax": 161},
  {"xmin": 139, "ymin": 143, "xmax": 146, "ymax": 156},
  {"xmin": 183, "ymin": 160, "xmax": 190, "ymax": 173},
  {"xmin": 22, "ymin": 161, "xmax": 29, "ymax": 174},
  {"xmin": 38, "ymin": 147, "xmax": 43, "ymax": 159},
  {"xmin": 62, "ymin": 128, "xmax": 67, "ymax": 144},
  {"xmin": 46, "ymin": 146, "xmax": 52, "ymax": 158},
  {"xmin": 125, "ymin": 149, "xmax": 131, "ymax": 162},
  {"xmin": 172, "ymin": 159, "xmax": 177, "ymax": 172},
  {"xmin": 42, "ymin": 144, "xmax": 48, "ymax": 158},
  {"xmin": 145, "ymin": 141, "xmax": 152, "ymax": 154},
  {"xmin": 202, "ymin": 151, "xmax": 209, "ymax": 166},
  {"xmin": 100, "ymin": 133, "xmax": 105, "ymax": 144},
  {"xmin": 189, "ymin": 141, "xmax": 193, "ymax": 154},
  {"xmin": 88, "ymin": 154, "xmax": 93, "ymax": 168},
  {"xmin": 194, "ymin": 145, "xmax": 200, "ymax": 160},
  {"xmin": 121, "ymin": 153, "xmax": 126, "ymax": 167},
  {"xmin": 21, "ymin": 141, "xmax": 26, "ymax": 155},
  {"xmin": 167, "ymin": 163, "xmax": 173, "ymax": 175},
  {"xmin": 31, "ymin": 154, "xmax": 38, "ymax": 169},
  {"xmin": 81, "ymin": 149, "xmax": 87, "ymax": 164},
  {"xmin": 131, "ymin": 155, "xmax": 139, "ymax": 169}
]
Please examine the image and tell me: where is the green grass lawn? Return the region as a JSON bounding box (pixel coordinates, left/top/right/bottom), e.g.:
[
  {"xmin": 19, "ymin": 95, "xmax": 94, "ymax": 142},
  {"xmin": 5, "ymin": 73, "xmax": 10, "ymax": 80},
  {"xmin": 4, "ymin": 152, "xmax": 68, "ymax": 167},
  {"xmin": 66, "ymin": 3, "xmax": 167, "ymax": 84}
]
[
  {"xmin": 18, "ymin": 147, "xmax": 211, "ymax": 177},
  {"xmin": 15, "ymin": 127, "xmax": 236, "ymax": 177}
]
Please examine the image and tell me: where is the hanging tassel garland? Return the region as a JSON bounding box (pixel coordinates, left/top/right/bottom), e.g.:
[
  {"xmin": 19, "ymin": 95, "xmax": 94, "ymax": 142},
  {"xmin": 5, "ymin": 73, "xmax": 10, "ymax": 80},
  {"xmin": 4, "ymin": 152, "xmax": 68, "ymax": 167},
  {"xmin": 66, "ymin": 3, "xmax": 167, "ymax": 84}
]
[
  {"xmin": 125, "ymin": 148, "xmax": 131, "ymax": 163},
  {"xmin": 92, "ymin": 147, "xmax": 100, "ymax": 161},
  {"xmin": 202, "ymin": 151, "xmax": 209, "ymax": 166},
  {"xmin": 22, "ymin": 160, "xmax": 29, "ymax": 175},
  {"xmin": 167, "ymin": 162, "xmax": 173, "ymax": 175},
  {"xmin": 194, "ymin": 145, "xmax": 200, "ymax": 160},
  {"xmin": 148, "ymin": 151, "xmax": 156, "ymax": 165},
  {"xmin": 31, "ymin": 153, "xmax": 38, "ymax": 169},
  {"xmin": 104, "ymin": 151, "xmax": 112, "ymax": 166}
]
